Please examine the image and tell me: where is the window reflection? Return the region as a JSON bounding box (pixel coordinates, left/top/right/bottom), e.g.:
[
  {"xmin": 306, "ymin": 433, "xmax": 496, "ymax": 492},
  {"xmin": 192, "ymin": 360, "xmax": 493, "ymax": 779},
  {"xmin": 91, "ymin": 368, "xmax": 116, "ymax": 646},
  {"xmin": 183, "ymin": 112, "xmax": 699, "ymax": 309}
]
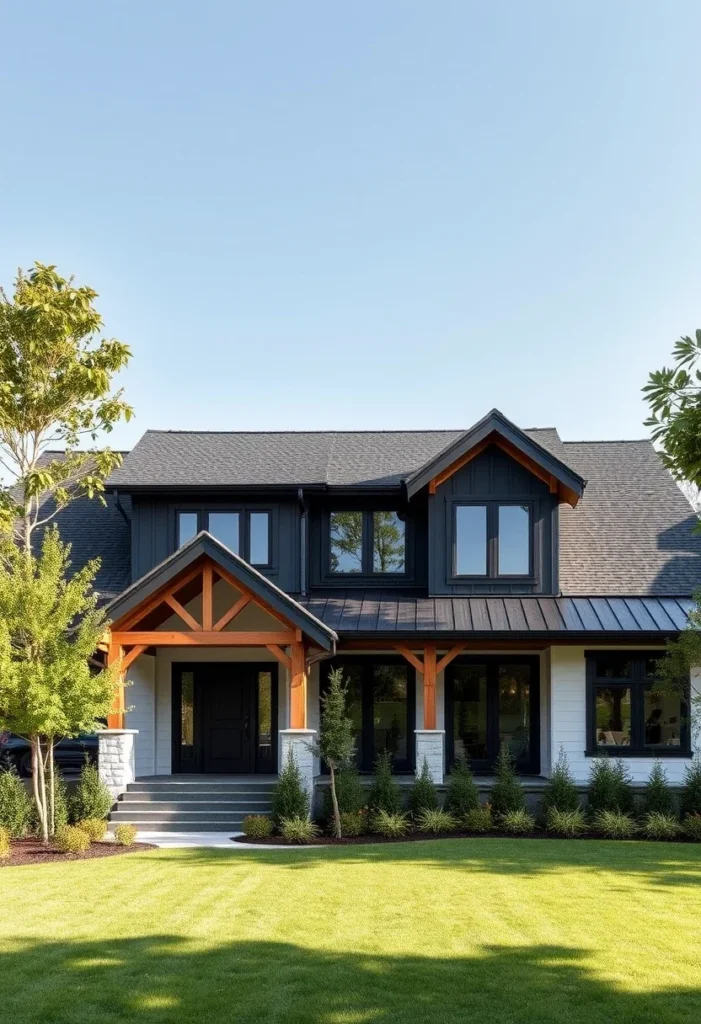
[
  {"xmin": 249, "ymin": 512, "xmax": 270, "ymax": 565},
  {"xmin": 373, "ymin": 665, "xmax": 408, "ymax": 763},
  {"xmin": 595, "ymin": 686, "xmax": 632, "ymax": 746},
  {"xmin": 373, "ymin": 512, "xmax": 406, "ymax": 573},
  {"xmin": 178, "ymin": 512, "xmax": 198, "ymax": 547},
  {"xmin": 644, "ymin": 687, "xmax": 682, "ymax": 747},
  {"xmin": 498, "ymin": 505, "xmax": 530, "ymax": 575},
  {"xmin": 258, "ymin": 671, "xmax": 272, "ymax": 758},
  {"xmin": 498, "ymin": 664, "xmax": 531, "ymax": 762},
  {"xmin": 330, "ymin": 512, "xmax": 363, "ymax": 572},
  {"xmin": 455, "ymin": 505, "xmax": 487, "ymax": 575},
  {"xmin": 181, "ymin": 671, "xmax": 194, "ymax": 748},
  {"xmin": 208, "ymin": 512, "xmax": 240, "ymax": 554},
  {"xmin": 452, "ymin": 664, "xmax": 488, "ymax": 760}
]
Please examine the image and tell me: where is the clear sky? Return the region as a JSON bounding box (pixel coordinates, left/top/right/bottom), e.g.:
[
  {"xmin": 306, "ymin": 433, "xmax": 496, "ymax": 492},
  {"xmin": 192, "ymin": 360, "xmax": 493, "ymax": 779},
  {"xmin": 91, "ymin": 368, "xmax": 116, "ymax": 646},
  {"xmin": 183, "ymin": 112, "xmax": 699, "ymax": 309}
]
[{"xmin": 2, "ymin": 1, "xmax": 700, "ymax": 451}]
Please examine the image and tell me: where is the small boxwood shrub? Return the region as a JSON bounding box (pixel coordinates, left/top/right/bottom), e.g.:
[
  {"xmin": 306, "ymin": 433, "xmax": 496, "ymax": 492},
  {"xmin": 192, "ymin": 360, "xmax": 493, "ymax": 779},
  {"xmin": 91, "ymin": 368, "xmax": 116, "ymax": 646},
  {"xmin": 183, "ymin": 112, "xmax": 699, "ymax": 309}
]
[
  {"xmin": 279, "ymin": 816, "xmax": 321, "ymax": 844},
  {"xmin": 593, "ymin": 810, "xmax": 638, "ymax": 840},
  {"xmin": 416, "ymin": 808, "xmax": 457, "ymax": 835},
  {"xmin": 0, "ymin": 764, "xmax": 34, "ymax": 838},
  {"xmin": 542, "ymin": 747, "xmax": 580, "ymax": 814},
  {"xmin": 408, "ymin": 758, "xmax": 438, "ymax": 816},
  {"xmin": 680, "ymin": 758, "xmax": 701, "ymax": 818},
  {"xmin": 490, "ymin": 747, "xmax": 525, "ymax": 816},
  {"xmin": 242, "ymin": 815, "xmax": 273, "ymax": 839},
  {"xmin": 0, "ymin": 825, "xmax": 10, "ymax": 860},
  {"xmin": 682, "ymin": 813, "xmax": 701, "ymax": 842},
  {"xmin": 463, "ymin": 804, "xmax": 492, "ymax": 833},
  {"xmin": 444, "ymin": 755, "xmax": 480, "ymax": 816},
  {"xmin": 114, "ymin": 823, "xmax": 138, "ymax": 847},
  {"xmin": 546, "ymin": 808, "xmax": 588, "ymax": 838},
  {"xmin": 368, "ymin": 750, "xmax": 403, "ymax": 815},
  {"xmin": 338, "ymin": 810, "xmax": 367, "ymax": 837},
  {"xmin": 70, "ymin": 760, "xmax": 112, "ymax": 822},
  {"xmin": 588, "ymin": 759, "xmax": 634, "ymax": 815},
  {"xmin": 642, "ymin": 761, "xmax": 675, "ymax": 817},
  {"xmin": 500, "ymin": 809, "xmax": 536, "ymax": 834},
  {"xmin": 372, "ymin": 810, "xmax": 410, "ymax": 838},
  {"xmin": 54, "ymin": 824, "xmax": 91, "ymax": 854},
  {"xmin": 323, "ymin": 763, "xmax": 365, "ymax": 821},
  {"xmin": 642, "ymin": 812, "xmax": 680, "ymax": 841},
  {"xmin": 271, "ymin": 748, "xmax": 309, "ymax": 824},
  {"xmin": 75, "ymin": 818, "xmax": 107, "ymax": 842}
]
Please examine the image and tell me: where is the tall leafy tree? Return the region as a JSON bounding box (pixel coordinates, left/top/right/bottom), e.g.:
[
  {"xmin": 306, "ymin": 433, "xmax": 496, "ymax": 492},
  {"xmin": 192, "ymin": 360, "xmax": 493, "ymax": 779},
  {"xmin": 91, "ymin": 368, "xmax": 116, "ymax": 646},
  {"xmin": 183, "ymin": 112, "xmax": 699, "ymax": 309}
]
[
  {"xmin": 0, "ymin": 262, "xmax": 132, "ymax": 552},
  {"xmin": 312, "ymin": 669, "xmax": 356, "ymax": 838}
]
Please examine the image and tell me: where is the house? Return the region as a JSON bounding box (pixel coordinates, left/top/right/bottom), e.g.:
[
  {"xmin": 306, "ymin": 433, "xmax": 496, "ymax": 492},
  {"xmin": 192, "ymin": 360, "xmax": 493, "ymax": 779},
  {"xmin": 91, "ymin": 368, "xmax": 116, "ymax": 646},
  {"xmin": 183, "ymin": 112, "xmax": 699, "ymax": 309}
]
[{"xmin": 54, "ymin": 409, "xmax": 701, "ymax": 829}]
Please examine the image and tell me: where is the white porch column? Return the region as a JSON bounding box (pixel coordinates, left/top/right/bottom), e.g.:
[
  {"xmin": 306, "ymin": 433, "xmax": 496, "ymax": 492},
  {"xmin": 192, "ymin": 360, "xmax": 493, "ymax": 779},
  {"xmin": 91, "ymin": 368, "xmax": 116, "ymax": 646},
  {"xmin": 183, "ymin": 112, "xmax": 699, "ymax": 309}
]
[
  {"xmin": 415, "ymin": 729, "xmax": 445, "ymax": 785},
  {"xmin": 279, "ymin": 728, "xmax": 317, "ymax": 815},
  {"xmin": 98, "ymin": 728, "xmax": 139, "ymax": 801}
]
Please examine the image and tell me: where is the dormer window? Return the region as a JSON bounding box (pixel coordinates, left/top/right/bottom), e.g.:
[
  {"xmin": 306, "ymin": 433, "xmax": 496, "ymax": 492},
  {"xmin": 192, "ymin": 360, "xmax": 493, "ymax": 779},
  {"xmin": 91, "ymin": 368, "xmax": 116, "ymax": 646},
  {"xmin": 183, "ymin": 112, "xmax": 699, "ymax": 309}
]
[
  {"xmin": 329, "ymin": 510, "xmax": 406, "ymax": 575},
  {"xmin": 453, "ymin": 502, "xmax": 531, "ymax": 578},
  {"xmin": 177, "ymin": 508, "xmax": 271, "ymax": 566}
]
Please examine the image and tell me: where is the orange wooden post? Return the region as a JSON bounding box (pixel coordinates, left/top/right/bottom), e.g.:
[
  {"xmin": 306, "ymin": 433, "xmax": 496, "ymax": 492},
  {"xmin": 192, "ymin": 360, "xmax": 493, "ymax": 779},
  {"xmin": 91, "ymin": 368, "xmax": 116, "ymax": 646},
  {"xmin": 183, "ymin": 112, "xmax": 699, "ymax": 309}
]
[
  {"xmin": 289, "ymin": 641, "xmax": 307, "ymax": 729},
  {"xmin": 202, "ymin": 562, "xmax": 214, "ymax": 630},
  {"xmin": 106, "ymin": 642, "xmax": 125, "ymax": 729},
  {"xmin": 422, "ymin": 643, "xmax": 437, "ymax": 730}
]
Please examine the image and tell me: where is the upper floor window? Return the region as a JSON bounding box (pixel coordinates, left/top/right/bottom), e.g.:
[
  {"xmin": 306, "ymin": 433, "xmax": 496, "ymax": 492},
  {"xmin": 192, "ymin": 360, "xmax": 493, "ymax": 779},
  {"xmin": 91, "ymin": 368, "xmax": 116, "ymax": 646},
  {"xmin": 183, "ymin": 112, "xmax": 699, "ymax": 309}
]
[
  {"xmin": 329, "ymin": 510, "xmax": 406, "ymax": 575},
  {"xmin": 454, "ymin": 502, "xmax": 530, "ymax": 577},
  {"xmin": 177, "ymin": 509, "xmax": 270, "ymax": 566}
]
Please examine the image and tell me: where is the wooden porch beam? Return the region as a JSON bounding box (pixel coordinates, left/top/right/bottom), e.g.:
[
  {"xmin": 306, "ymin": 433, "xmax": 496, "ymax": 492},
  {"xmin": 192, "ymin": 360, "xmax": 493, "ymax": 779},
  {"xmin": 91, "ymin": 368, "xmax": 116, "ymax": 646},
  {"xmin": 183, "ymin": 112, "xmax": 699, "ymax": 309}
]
[
  {"xmin": 121, "ymin": 644, "xmax": 148, "ymax": 671},
  {"xmin": 111, "ymin": 630, "xmax": 295, "ymax": 646},
  {"xmin": 290, "ymin": 641, "xmax": 307, "ymax": 729},
  {"xmin": 436, "ymin": 643, "xmax": 466, "ymax": 676},
  {"xmin": 202, "ymin": 563, "xmax": 214, "ymax": 630},
  {"xmin": 267, "ymin": 644, "xmax": 292, "ymax": 671},
  {"xmin": 213, "ymin": 593, "xmax": 251, "ymax": 632},
  {"xmin": 394, "ymin": 644, "xmax": 425, "ymax": 675},
  {"xmin": 164, "ymin": 594, "xmax": 202, "ymax": 632},
  {"xmin": 115, "ymin": 563, "xmax": 205, "ymax": 630}
]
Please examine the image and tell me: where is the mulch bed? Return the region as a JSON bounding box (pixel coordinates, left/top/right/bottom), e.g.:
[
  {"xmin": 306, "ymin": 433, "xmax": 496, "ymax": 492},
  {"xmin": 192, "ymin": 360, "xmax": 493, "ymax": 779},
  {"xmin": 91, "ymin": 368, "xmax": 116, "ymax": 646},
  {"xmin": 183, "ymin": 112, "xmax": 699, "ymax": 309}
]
[
  {"xmin": 1, "ymin": 838, "xmax": 157, "ymax": 867},
  {"xmin": 233, "ymin": 829, "xmax": 700, "ymax": 846}
]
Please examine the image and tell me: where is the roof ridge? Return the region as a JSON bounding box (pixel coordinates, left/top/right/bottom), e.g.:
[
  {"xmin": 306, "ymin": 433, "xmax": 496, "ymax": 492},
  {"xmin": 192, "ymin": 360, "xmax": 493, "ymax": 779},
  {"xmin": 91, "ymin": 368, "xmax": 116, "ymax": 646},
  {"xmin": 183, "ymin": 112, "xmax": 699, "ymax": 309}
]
[
  {"xmin": 142, "ymin": 428, "xmax": 468, "ymax": 436},
  {"xmin": 563, "ymin": 438, "xmax": 652, "ymax": 445}
]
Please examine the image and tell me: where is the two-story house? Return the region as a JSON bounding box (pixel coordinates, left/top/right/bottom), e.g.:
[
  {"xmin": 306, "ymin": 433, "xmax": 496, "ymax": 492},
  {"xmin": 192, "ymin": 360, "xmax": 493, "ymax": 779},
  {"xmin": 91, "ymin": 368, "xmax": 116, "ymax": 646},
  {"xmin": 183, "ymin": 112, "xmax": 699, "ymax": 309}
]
[{"xmin": 53, "ymin": 409, "xmax": 701, "ymax": 830}]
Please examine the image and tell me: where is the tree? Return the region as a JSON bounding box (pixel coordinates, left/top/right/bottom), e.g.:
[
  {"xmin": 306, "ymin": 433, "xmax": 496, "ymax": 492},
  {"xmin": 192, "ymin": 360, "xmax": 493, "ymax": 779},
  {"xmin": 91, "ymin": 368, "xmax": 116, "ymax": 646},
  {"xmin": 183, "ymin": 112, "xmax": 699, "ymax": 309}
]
[
  {"xmin": 0, "ymin": 529, "xmax": 119, "ymax": 841},
  {"xmin": 542, "ymin": 747, "xmax": 580, "ymax": 814},
  {"xmin": 0, "ymin": 262, "xmax": 132, "ymax": 552},
  {"xmin": 312, "ymin": 668, "xmax": 356, "ymax": 838}
]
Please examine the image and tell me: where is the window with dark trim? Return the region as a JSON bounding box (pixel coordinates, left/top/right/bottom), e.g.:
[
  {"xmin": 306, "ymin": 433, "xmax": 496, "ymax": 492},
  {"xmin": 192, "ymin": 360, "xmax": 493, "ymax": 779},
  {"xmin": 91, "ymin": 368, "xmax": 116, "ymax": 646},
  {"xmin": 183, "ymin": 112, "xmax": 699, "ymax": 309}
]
[
  {"xmin": 322, "ymin": 658, "xmax": 415, "ymax": 772},
  {"xmin": 453, "ymin": 501, "xmax": 531, "ymax": 578},
  {"xmin": 586, "ymin": 651, "xmax": 690, "ymax": 756},
  {"xmin": 176, "ymin": 509, "xmax": 272, "ymax": 566},
  {"xmin": 329, "ymin": 511, "xmax": 406, "ymax": 576}
]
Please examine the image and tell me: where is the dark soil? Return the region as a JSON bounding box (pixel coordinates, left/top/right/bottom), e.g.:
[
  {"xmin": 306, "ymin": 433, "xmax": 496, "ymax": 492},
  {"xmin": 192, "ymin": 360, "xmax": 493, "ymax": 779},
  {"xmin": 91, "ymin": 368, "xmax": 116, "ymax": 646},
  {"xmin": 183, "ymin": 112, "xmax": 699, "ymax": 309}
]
[
  {"xmin": 233, "ymin": 828, "xmax": 699, "ymax": 846},
  {"xmin": 1, "ymin": 838, "xmax": 157, "ymax": 867}
]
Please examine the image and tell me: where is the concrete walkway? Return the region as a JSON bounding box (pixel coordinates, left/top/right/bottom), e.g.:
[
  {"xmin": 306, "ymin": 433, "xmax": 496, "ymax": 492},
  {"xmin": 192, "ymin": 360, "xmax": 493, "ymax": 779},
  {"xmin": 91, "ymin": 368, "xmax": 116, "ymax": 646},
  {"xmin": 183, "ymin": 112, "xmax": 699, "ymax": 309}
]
[{"xmin": 132, "ymin": 830, "xmax": 324, "ymax": 850}]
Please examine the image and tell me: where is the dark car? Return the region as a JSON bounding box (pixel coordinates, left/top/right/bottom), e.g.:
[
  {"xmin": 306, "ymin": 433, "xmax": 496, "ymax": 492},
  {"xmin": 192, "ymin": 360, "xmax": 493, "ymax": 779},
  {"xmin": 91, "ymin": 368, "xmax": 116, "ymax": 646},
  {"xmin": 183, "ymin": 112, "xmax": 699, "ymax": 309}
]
[{"xmin": 0, "ymin": 732, "xmax": 98, "ymax": 777}]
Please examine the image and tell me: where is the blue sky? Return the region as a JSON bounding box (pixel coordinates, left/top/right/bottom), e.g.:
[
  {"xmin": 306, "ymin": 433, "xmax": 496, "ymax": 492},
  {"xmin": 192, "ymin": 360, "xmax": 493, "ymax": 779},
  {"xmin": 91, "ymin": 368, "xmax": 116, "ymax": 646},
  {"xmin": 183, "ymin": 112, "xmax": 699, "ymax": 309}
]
[{"xmin": 2, "ymin": 1, "xmax": 700, "ymax": 450}]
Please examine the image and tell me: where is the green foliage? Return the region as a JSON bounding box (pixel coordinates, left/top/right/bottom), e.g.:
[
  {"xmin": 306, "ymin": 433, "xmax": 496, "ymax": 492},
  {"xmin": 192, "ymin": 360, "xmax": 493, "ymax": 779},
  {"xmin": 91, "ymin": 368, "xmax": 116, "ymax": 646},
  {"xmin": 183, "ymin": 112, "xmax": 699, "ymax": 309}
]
[
  {"xmin": 242, "ymin": 815, "xmax": 273, "ymax": 839},
  {"xmin": 0, "ymin": 763, "xmax": 34, "ymax": 838},
  {"xmin": 416, "ymin": 808, "xmax": 457, "ymax": 834},
  {"xmin": 490, "ymin": 747, "xmax": 525, "ymax": 817},
  {"xmin": 546, "ymin": 808, "xmax": 588, "ymax": 838},
  {"xmin": 500, "ymin": 809, "xmax": 536, "ymax": 834},
  {"xmin": 313, "ymin": 668, "xmax": 356, "ymax": 838},
  {"xmin": 408, "ymin": 758, "xmax": 438, "ymax": 815},
  {"xmin": 271, "ymin": 748, "xmax": 309, "ymax": 824},
  {"xmin": 0, "ymin": 262, "xmax": 132, "ymax": 545},
  {"xmin": 371, "ymin": 810, "xmax": 410, "ymax": 837},
  {"xmin": 113, "ymin": 823, "xmax": 138, "ymax": 847},
  {"xmin": 54, "ymin": 824, "xmax": 90, "ymax": 854},
  {"xmin": 643, "ymin": 329, "xmax": 701, "ymax": 488},
  {"xmin": 75, "ymin": 818, "xmax": 108, "ymax": 842},
  {"xmin": 338, "ymin": 810, "xmax": 367, "ymax": 837},
  {"xmin": 279, "ymin": 816, "xmax": 321, "ymax": 844},
  {"xmin": 52, "ymin": 770, "xmax": 70, "ymax": 831},
  {"xmin": 542, "ymin": 747, "xmax": 580, "ymax": 814},
  {"xmin": 587, "ymin": 758, "xmax": 634, "ymax": 815},
  {"xmin": 71, "ymin": 760, "xmax": 113, "ymax": 822},
  {"xmin": 463, "ymin": 805, "xmax": 493, "ymax": 833},
  {"xmin": 682, "ymin": 813, "xmax": 701, "ymax": 841},
  {"xmin": 642, "ymin": 812, "xmax": 681, "ymax": 841},
  {"xmin": 444, "ymin": 755, "xmax": 479, "ymax": 816},
  {"xmin": 323, "ymin": 763, "xmax": 365, "ymax": 820},
  {"xmin": 368, "ymin": 749, "xmax": 403, "ymax": 814},
  {"xmin": 0, "ymin": 825, "xmax": 10, "ymax": 859},
  {"xmin": 680, "ymin": 757, "xmax": 701, "ymax": 818},
  {"xmin": 642, "ymin": 761, "xmax": 675, "ymax": 817},
  {"xmin": 593, "ymin": 810, "xmax": 638, "ymax": 840}
]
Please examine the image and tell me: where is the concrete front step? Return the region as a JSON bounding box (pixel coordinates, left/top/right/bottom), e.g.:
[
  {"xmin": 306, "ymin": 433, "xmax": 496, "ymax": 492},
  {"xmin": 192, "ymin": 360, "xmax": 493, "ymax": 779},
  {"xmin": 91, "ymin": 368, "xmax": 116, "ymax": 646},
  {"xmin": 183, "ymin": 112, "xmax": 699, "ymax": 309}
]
[
  {"xmin": 115, "ymin": 800, "xmax": 272, "ymax": 813},
  {"xmin": 122, "ymin": 791, "xmax": 275, "ymax": 801},
  {"xmin": 109, "ymin": 776, "xmax": 278, "ymax": 832},
  {"xmin": 110, "ymin": 809, "xmax": 261, "ymax": 822},
  {"xmin": 127, "ymin": 784, "xmax": 277, "ymax": 795},
  {"xmin": 110, "ymin": 821, "xmax": 247, "ymax": 833}
]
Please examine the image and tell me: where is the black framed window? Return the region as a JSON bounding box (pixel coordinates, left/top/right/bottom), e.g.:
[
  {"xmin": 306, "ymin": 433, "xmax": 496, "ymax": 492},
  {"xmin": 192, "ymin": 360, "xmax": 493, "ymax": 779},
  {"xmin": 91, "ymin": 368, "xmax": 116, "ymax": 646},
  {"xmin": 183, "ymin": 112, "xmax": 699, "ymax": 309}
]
[
  {"xmin": 208, "ymin": 511, "xmax": 240, "ymax": 554},
  {"xmin": 446, "ymin": 656, "xmax": 540, "ymax": 773},
  {"xmin": 177, "ymin": 512, "xmax": 199, "ymax": 547},
  {"xmin": 329, "ymin": 511, "xmax": 406, "ymax": 576},
  {"xmin": 586, "ymin": 651, "xmax": 690, "ymax": 756},
  {"xmin": 176, "ymin": 508, "xmax": 272, "ymax": 566},
  {"xmin": 322, "ymin": 658, "xmax": 415, "ymax": 772},
  {"xmin": 453, "ymin": 501, "xmax": 532, "ymax": 578}
]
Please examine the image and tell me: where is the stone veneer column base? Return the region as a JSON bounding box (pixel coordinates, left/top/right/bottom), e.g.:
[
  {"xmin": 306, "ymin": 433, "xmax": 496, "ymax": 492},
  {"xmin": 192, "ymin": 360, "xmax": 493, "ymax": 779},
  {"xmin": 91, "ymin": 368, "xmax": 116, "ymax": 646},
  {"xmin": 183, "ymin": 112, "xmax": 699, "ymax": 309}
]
[
  {"xmin": 279, "ymin": 728, "xmax": 317, "ymax": 815},
  {"xmin": 414, "ymin": 730, "xmax": 445, "ymax": 785},
  {"xmin": 98, "ymin": 729, "xmax": 139, "ymax": 801}
]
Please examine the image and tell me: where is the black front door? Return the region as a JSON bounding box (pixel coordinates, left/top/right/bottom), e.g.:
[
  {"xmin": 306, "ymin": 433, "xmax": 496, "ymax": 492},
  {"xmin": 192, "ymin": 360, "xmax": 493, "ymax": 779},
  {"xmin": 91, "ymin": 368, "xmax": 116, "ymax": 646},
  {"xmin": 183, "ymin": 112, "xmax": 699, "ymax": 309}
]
[{"xmin": 201, "ymin": 666, "xmax": 254, "ymax": 773}]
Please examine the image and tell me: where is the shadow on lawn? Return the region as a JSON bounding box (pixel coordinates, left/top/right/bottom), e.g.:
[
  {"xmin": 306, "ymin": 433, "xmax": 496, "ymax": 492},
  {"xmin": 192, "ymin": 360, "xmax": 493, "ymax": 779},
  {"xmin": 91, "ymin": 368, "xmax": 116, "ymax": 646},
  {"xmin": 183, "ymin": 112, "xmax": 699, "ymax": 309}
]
[{"xmin": 3, "ymin": 935, "xmax": 700, "ymax": 1024}]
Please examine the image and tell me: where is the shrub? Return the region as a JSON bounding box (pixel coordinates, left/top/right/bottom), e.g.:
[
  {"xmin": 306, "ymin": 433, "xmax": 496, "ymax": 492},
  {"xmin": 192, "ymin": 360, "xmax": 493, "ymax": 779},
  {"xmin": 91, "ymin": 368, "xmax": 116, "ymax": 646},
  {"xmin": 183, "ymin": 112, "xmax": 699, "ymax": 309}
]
[
  {"xmin": 680, "ymin": 757, "xmax": 701, "ymax": 818},
  {"xmin": 322, "ymin": 763, "xmax": 365, "ymax": 821},
  {"xmin": 279, "ymin": 816, "xmax": 321, "ymax": 844},
  {"xmin": 75, "ymin": 818, "xmax": 107, "ymax": 842},
  {"xmin": 368, "ymin": 750, "xmax": 403, "ymax": 815},
  {"xmin": 416, "ymin": 808, "xmax": 457, "ymax": 834},
  {"xmin": 501, "ymin": 809, "xmax": 536, "ymax": 834},
  {"xmin": 642, "ymin": 812, "xmax": 681, "ymax": 841},
  {"xmin": 0, "ymin": 764, "xmax": 34, "ymax": 838},
  {"xmin": 0, "ymin": 825, "xmax": 9, "ymax": 859},
  {"xmin": 372, "ymin": 810, "xmax": 410, "ymax": 838},
  {"xmin": 54, "ymin": 824, "xmax": 91, "ymax": 854},
  {"xmin": 542, "ymin": 747, "xmax": 580, "ymax": 814},
  {"xmin": 242, "ymin": 815, "xmax": 273, "ymax": 839},
  {"xmin": 408, "ymin": 758, "xmax": 438, "ymax": 816},
  {"xmin": 444, "ymin": 755, "xmax": 480, "ymax": 816},
  {"xmin": 546, "ymin": 808, "xmax": 588, "ymax": 838},
  {"xmin": 682, "ymin": 813, "xmax": 701, "ymax": 842},
  {"xmin": 587, "ymin": 758, "xmax": 634, "ymax": 815},
  {"xmin": 338, "ymin": 810, "xmax": 367, "ymax": 837},
  {"xmin": 271, "ymin": 748, "xmax": 309, "ymax": 825},
  {"xmin": 642, "ymin": 761, "xmax": 675, "ymax": 817},
  {"xmin": 463, "ymin": 804, "xmax": 493, "ymax": 833},
  {"xmin": 113, "ymin": 823, "xmax": 138, "ymax": 847},
  {"xmin": 593, "ymin": 810, "xmax": 638, "ymax": 840},
  {"xmin": 50, "ymin": 770, "xmax": 70, "ymax": 831},
  {"xmin": 70, "ymin": 760, "xmax": 112, "ymax": 822},
  {"xmin": 490, "ymin": 747, "xmax": 524, "ymax": 816}
]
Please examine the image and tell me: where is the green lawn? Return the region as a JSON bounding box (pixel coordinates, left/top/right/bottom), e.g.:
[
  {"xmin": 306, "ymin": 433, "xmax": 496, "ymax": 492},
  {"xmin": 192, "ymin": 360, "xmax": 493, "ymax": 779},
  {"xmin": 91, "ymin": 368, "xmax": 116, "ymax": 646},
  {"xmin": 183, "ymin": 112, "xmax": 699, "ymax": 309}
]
[{"xmin": 2, "ymin": 839, "xmax": 701, "ymax": 1024}]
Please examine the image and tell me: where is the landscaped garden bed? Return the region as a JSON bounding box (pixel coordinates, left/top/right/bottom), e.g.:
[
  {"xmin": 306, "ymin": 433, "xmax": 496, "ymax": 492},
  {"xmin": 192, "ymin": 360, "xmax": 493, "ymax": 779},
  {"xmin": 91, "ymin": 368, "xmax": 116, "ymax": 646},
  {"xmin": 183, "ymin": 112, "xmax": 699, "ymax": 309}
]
[
  {"xmin": 1, "ymin": 837, "xmax": 156, "ymax": 867},
  {"xmin": 232, "ymin": 826, "xmax": 701, "ymax": 846}
]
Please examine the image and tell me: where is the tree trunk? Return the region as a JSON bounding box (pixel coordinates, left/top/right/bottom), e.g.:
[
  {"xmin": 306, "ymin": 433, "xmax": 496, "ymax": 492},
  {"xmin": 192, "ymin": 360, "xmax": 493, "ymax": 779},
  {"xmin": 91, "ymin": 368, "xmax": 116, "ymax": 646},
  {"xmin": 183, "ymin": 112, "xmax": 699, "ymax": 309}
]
[
  {"xmin": 32, "ymin": 735, "xmax": 48, "ymax": 844},
  {"xmin": 48, "ymin": 740, "xmax": 55, "ymax": 836},
  {"xmin": 329, "ymin": 762, "xmax": 342, "ymax": 839}
]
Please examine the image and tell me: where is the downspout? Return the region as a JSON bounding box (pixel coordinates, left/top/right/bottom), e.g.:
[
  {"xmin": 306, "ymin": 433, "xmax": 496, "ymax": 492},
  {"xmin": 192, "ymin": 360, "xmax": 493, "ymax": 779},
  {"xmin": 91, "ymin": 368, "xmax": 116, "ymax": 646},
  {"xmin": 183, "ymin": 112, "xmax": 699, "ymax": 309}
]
[{"xmin": 113, "ymin": 490, "xmax": 130, "ymax": 524}]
